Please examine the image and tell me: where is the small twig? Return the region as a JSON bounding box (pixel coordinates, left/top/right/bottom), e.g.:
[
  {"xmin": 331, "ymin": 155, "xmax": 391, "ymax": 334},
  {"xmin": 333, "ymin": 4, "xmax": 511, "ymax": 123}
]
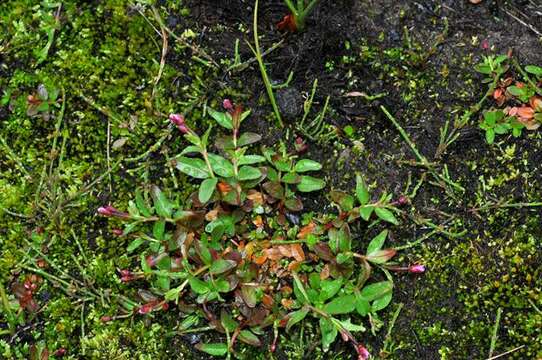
[
  {"xmin": 505, "ymin": 9, "xmax": 542, "ymax": 37},
  {"xmin": 486, "ymin": 345, "xmax": 525, "ymax": 360},
  {"xmin": 227, "ymin": 39, "xmax": 285, "ymax": 73},
  {"xmin": 106, "ymin": 117, "xmax": 112, "ymax": 194},
  {"xmin": 488, "ymin": 307, "xmax": 502, "ymax": 359}
]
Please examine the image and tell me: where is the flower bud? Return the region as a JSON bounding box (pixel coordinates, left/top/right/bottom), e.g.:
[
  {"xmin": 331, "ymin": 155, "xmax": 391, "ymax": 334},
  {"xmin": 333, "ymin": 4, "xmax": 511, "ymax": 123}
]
[
  {"xmin": 169, "ymin": 113, "xmax": 185, "ymax": 126},
  {"xmin": 357, "ymin": 345, "xmax": 370, "ymax": 360},
  {"xmin": 112, "ymin": 228, "xmax": 123, "ymax": 236},
  {"xmin": 397, "ymin": 195, "xmax": 409, "ymax": 206},
  {"xmin": 223, "ymin": 99, "xmax": 233, "ymax": 111},
  {"xmin": 408, "ymin": 264, "xmax": 426, "ymax": 273},
  {"xmin": 100, "ymin": 315, "xmax": 112, "ymax": 322},
  {"xmin": 97, "ymin": 205, "xmax": 129, "ymax": 219},
  {"xmin": 53, "ymin": 348, "xmax": 67, "ymax": 357}
]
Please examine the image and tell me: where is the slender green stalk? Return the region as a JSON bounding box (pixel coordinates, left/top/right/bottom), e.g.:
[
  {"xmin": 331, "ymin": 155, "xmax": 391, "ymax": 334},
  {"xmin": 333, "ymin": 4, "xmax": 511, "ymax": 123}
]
[
  {"xmin": 251, "ymin": 0, "xmax": 284, "ymax": 127},
  {"xmin": 0, "ymin": 282, "xmax": 16, "ymax": 335},
  {"xmin": 488, "ymin": 308, "xmax": 502, "ymax": 358}
]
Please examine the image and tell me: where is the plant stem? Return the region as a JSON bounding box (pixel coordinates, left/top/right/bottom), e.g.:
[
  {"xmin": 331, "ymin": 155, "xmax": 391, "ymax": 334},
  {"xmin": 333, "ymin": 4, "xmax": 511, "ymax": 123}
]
[
  {"xmin": 252, "ymin": 0, "xmax": 284, "ymax": 127},
  {"xmin": 488, "ymin": 307, "xmax": 502, "ymax": 359}
]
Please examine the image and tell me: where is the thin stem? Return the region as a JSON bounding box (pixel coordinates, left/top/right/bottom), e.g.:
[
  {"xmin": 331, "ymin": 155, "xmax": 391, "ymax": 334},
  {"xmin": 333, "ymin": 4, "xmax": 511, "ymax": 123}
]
[
  {"xmin": 488, "ymin": 307, "xmax": 502, "ymax": 359},
  {"xmin": 252, "ymin": 0, "xmax": 284, "ymax": 127}
]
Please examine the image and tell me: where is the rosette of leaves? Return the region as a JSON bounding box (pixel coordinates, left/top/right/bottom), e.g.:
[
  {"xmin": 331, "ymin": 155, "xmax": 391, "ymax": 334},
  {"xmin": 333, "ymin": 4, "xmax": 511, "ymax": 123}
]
[
  {"xmin": 328, "ymin": 173, "xmax": 400, "ymax": 226},
  {"xmin": 261, "ymin": 143, "xmax": 325, "ymax": 212},
  {"xmin": 479, "ymin": 109, "xmax": 524, "ymax": 144},
  {"xmin": 174, "ymin": 105, "xmax": 267, "ymax": 207}
]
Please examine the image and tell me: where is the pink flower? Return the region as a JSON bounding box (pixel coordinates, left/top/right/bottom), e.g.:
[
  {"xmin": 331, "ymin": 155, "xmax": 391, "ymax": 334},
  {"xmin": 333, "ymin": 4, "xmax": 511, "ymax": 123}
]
[
  {"xmin": 223, "ymin": 99, "xmax": 233, "ymax": 111},
  {"xmin": 169, "ymin": 113, "xmax": 184, "ymax": 126},
  {"xmin": 138, "ymin": 303, "xmax": 154, "ymax": 315},
  {"xmin": 408, "ymin": 264, "xmax": 426, "ymax": 273},
  {"xmin": 397, "ymin": 195, "xmax": 409, "ymax": 206},
  {"xmin": 481, "ymin": 39, "xmax": 490, "ymax": 50},
  {"xmin": 112, "ymin": 228, "xmax": 123, "ymax": 236},
  {"xmin": 357, "ymin": 344, "xmax": 370, "ymax": 360},
  {"xmin": 97, "ymin": 205, "xmax": 129, "ymax": 218}
]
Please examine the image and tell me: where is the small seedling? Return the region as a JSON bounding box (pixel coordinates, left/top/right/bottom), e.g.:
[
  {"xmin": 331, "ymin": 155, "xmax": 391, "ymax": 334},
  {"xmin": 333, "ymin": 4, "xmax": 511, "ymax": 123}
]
[{"xmin": 278, "ymin": 0, "xmax": 320, "ymax": 32}]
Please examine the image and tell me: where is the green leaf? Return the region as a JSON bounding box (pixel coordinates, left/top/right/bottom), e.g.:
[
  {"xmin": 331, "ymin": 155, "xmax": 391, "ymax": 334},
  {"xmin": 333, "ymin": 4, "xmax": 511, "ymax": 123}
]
[
  {"xmin": 319, "ymin": 317, "xmax": 338, "ymax": 352},
  {"xmin": 356, "ymin": 174, "xmax": 370, "ymax": 205},
  {"xmin": 208, "ymin": 154, "xmax": 235, "ymax": 178},
  {"xmin": 237, "ymin": 132, "xmax": 262, "ymax": 147},
  {"xmin": 365, "ymin": 249, "xmax": 397, "ymax": 264},
  {"xmin": 238, "ymin": 330, "xmax": 261, "ymax": 346},
  {"xmin": 127, "ymin": 238, "xmax": 144, "ymax": 253},
  {"xmin": 507, "ymin": 86, "xmax": 526, "ymax": 97},
  {"xmin": 210, "ymin": 259, "xmax": 237, "ymax": 275},
  {"xmin": 323, "ymin": 294, "xmax": 356, "ymax": 314},
  {"xmin": 238, "ymin": 155, "xmax": 266, "ymax": 166},
  {"xmin": 329, "ymin": 191, "xmax": 355, "ymax": 211},
  {"xmin": 208, "ymin": 108, "xmax": 233, "ymax": 130},
  {"xmin": 153, "ymin": 220, "xmax": 166, "ymax": 240},
  {"xmin": 367, "ymin": 230, "xmax": 388, "ymax": 254},
  {"xmin": 281, "ymin": 172, "xmax": 302, "ymax": 184},
  {"xmin": 151, "ymin": 185, "xmax": 172, "ymax": 218},
  {"xmin": 474, "ymin": 64, "xmax": 491, "ymax": 74},
  {"xmin": 189, "ymin": 277, "xmax": 209, "ymax": 295},
  {"xmin": 238, "ymin": 166, "xmax": 262, "ymax": 181},
  {"xmin": 360, "ymin": 206, "xmax": 374, "ymax": 221},
  {"xmin": 338, "ymin": 318, "xmax": 366, "ymax": 332},
  {"xmin": 195, "ymin": 342, "xmax": 228, "ymax": 356},
  {"xmin": 360, "ymin": 281, "xmax": 393, "ymax": 302},
  {"xmin": 371, "ymin": 292, "xmax": 392, "ymax": 312},
  {"xmin": 355, "ymin": 293, "xmax": 370, "ymax": 316},
  {"xmin": 135, "ymin": 190, "xmax": 152, "ymax": 217},
  {"xmin": 525, "ymin": 65, "xmax": 542, "ymax": 76},
  {"xmin": 319, "ymin": 278, "xmax": 343, "ymax": 302},
  {"xmin": 199, "ymin": 178, "xmax": 218, "ymax": 203},
  {"xmin": 375, "ymin": 207, "xmax": 399, "ymax": 225},
  {"xmin": 180, "ymin": 145, "xmax": 201, "ymax": 155},
  {"xmin": 297, "ymin": 176, "xmax": 326, "ymax": 192},
  {"xmin": 486, "ymin": 129, "xmax": 495, "ymax": 144},
  {"xmin": 286, "ymin": 308, "xmax": 309, "ymax": 331},
  {"xmin": 220, "ymin": 310, "xmax": 238, "ymax": 332},
  {"xmin": 294, "ymin": 159, "xmax": 322, "ymax": 173},
  {"xmin": 176, "ymin": 156, "xmax": 210, "ymax": 179}
]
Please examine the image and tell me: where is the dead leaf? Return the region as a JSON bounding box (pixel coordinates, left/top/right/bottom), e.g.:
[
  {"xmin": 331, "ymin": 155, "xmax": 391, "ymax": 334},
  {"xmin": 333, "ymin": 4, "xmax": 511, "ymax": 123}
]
[
  {"xmin": 291, "ymin": 244, "xmax": 305, "ymax": 262},
  {"xmin": 112, "ymin": 137, "xmax": 128, "ymax": 150},
  {"xmin": 297, "ymin": 222, "xmax": 315, "ymax": 239},
  {"xmin": 517, "ymin": 106, "xmax": 535, "ymax": 120}
]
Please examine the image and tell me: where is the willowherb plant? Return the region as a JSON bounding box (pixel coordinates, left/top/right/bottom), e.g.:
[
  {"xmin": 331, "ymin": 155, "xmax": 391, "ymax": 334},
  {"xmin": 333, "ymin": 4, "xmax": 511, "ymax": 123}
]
[{"xmin": 97, "ymin": 103, "xmax": 424, "ymax": 358}]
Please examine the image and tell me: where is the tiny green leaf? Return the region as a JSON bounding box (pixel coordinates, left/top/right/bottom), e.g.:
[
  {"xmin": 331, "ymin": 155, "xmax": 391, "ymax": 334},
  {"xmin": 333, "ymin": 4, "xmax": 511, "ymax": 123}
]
[
  {"xmin": 208, "ymin": 154, "xmax": 235, "ymax": 178},
  {"xmin": 286, "ymin": 308, "xmax": 309, "ymax": 331},
  {"xmin": 323, "ymin": 294, "xmax": 356, "ymax": 314},
  {"xmin": 238, "ymin": 166, "xmax": 262, "ymax": 181},
  {"xmin": 210, "ymin": 259, "xmax": 237, "ymax": 275},
  {"xmin": 238, "ymin": 155, "xmax": 266, "ymax": 166},
  {"xmin": 297, "ymin": 176, "xmax": 325, "ymax": 192},
  {"xmin": 294, "ymin": 159, "xmax": 322, "ymax": 173},
  {"xmin": 195, "ymin": 342, "xmax": 228, "ymax": 356},
  {"xmin": 366, "ymin": 230, "xmax": 388, "ymax": 254},
  {"xmin": 356, "ymin": 174, "xmax": 370, "ymax": 205},
  {"xmin": 208, "ymin": 108, "xmax": 233, "ymax": 130},
  {"xmin": 237, "ymin": 132, "xmax": 262, "ymax": 147},
  {"xmin": 151, "ymin": 185, "xmax": 172, "ymax": 218},
  {"xmin": 176, "ymin": 157, "xmax": 210, "ymax": 179},
  {"xmin": 375, "ymin": 207, "xmax": 399, "ymax": 225},
  {"xmin": 199, "ymin": 178, "xmax": 218, "ymax": 203}
]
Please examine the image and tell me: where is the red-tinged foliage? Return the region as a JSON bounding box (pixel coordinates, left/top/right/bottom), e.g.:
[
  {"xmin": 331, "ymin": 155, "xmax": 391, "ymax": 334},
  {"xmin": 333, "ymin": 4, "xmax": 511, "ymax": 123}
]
[{"xmin": 277, "ymin": 14, "xmax": 297, "ymax": 32}]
